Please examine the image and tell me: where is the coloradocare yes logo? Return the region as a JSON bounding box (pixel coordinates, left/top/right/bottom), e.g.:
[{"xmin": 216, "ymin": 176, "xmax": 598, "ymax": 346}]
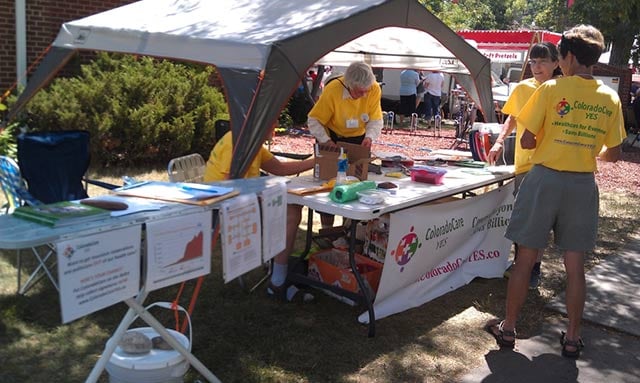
[
  {"xmin": 556, "ymin": 98, "xmax": 571, "ymax": 117},
  {"xmin": 390, "ymin": 226, "xmax": 422, "ymax": 272}
]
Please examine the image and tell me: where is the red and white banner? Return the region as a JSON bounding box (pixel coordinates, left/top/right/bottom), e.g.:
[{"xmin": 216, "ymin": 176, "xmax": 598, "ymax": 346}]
[{"xmin": 359, "ymin": 182, "xmax": 514, "ymax": 323}]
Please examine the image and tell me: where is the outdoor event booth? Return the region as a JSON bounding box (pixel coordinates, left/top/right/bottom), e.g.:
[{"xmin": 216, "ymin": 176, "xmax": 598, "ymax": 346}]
[{"xmin": 7, "ymin": 0, "xmax": 495, "ymax": 179}]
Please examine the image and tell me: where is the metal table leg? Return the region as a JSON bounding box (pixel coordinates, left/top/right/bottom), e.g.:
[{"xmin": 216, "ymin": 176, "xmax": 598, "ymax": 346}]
[{"xmin": 289, "ymin": 207, "xmax": 376, "ymax": 337}]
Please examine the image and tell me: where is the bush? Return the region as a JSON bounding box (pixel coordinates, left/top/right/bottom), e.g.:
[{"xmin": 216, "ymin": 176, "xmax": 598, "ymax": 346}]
[
  {"xmin": 21, "ymin": 53, "xmax": 228, "ymax": 166},
  {"xmin": 0, "ymin": 121, "xmax": 19, "ymax": 158}
]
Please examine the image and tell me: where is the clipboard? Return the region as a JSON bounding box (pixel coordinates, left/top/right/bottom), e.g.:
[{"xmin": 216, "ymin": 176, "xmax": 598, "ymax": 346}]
[{"xmin": 113, "ymin": 181, "xmax": 239, "ymax": 206}]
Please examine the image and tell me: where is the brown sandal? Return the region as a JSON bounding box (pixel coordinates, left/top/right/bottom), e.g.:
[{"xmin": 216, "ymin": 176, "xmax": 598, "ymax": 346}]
[
  {"xmin": 560, "ymin": 331, "xmax": 584, "ymax": 359},
  {"xmin": 484, "ymin": 319, "xmax": 516, "ymax": 349}
]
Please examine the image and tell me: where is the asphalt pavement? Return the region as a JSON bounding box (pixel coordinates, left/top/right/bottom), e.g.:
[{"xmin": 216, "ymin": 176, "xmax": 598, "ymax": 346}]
[{"xmin": 460, "ymin": 233, "xmax": 640, "ymax": 383}]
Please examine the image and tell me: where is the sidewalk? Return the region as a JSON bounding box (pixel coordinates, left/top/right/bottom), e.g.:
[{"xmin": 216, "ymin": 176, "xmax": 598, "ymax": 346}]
[{"xmin": 460, "ymin": 233, "xmax": 640, "ymax": 382}]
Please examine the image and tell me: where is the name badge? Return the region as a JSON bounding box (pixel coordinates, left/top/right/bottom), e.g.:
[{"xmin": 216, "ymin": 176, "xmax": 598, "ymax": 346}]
[{"xmin": 346, "ymin": 118, "xmax": 359, "ymax": 129}]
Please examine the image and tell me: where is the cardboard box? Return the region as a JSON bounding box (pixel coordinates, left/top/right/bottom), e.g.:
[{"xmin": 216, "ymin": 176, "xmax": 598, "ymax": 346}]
[
  {"xmin": 307, "ymin": 248, "xmax": 383, "ymax": 295},
  {"xmin": 363, "ymin": 214, "xmax": 390, "ymax": 263},
  {"xmin": 315, "ymin": 142, "xmax": 372, "ymax": 181}
]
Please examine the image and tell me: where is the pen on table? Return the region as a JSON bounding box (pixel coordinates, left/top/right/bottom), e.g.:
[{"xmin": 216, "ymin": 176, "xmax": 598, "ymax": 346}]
[{"xmin": 179, "ymin": 184, "xmax": 221, "ymax": 193}]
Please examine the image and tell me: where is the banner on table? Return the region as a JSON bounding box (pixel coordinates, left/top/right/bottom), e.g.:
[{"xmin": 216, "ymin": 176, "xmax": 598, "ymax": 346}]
[{"xmin": 359, "ymin": 182, "xmax": 514, "ymax": 323}]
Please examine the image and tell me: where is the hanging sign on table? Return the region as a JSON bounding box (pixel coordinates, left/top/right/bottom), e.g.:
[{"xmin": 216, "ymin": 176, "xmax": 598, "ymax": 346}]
[
  {"xmin": 145, "ymin": 210, "xmax": 212, "ymax": 292},
  {"xmin": 259, "ymin": 182, "xmax": 287, "ymax": 262},
  {"xmin": 57, "ymin": 226, "xmax": 142, "ymax": 323},
  {"xmin": 219, "ymin": 193, "xmax": 262, "ymax": 283}
]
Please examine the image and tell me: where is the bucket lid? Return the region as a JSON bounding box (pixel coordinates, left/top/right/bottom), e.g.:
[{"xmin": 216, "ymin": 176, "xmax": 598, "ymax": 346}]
[{"xmin": 108, "ymin": 327, "xmax": 190, "ymax": 370}]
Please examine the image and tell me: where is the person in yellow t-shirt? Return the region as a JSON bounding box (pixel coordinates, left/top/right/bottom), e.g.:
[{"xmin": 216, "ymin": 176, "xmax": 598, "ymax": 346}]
[
  {"xmin": 484, "ymin": 25, "xmax": 626, "ymax": 359},
  {"xmin": 307, "ymin": 61, "xmax": 383, "ymax": 228},
  {"xmin": 204, "ymin": 126, "xmax": 316, "ymax": 302},
  {"xmin": 487, "ymin": 42, "xmax": 561, "ymax": 290},
  {"xmin": 307, "ymin": 61, "xmax": 383, "ymax": 148}
]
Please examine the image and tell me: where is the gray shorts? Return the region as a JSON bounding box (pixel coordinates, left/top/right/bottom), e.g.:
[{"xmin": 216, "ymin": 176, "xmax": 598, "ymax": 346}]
[
  {"xmin": 505, "ymin": 165, "xmax": 599, "ymax": 252},
  {"xmin": 513, "ymin": 172, "xmax": 526, "ymax": 197}
]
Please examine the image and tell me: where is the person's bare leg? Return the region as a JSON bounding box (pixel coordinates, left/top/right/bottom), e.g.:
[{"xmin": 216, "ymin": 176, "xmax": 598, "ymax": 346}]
[
  {"xmin": 503, "ymin": 245, "xmax": 538, "ymax": 335},
  {"xmin": 563, "ymin": 250, "xmax": 585, "ymax": 349},
  {"xmin": 269, "ymin": 205, "xmax": 308, "ymax": 301},
  {"xmin": 320, "ymin": 212, "xmax": 335, "ymax": 229}
]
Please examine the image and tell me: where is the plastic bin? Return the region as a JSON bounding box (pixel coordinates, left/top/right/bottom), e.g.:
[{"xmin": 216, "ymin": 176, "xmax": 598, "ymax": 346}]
[
  {"xmin": 106, "ymin": 303, "xmax": 191, "ymax": 383},
  {"xmin": 410, "ymin": 166, "xmax": 447, "ymax": 185}
]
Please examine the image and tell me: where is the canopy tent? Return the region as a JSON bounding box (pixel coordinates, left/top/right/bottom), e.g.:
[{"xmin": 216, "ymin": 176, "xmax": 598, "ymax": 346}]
[
  {"xmin": 457, "ymin": 29, "xmax": 562, "ymax": 63},
  {"xmin": 8, "ymin": 0, "xmax": 493, "ymax": 178},
  {"xmin": 317, "ymin": 26, "xmax": 484, "ymax": 104}
]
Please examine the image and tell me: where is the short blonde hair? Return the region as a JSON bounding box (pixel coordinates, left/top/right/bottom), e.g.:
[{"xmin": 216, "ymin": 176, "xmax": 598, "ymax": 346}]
[{"xmin": 343, "ymin": 62, "xmax": 376, "ymax": 89}]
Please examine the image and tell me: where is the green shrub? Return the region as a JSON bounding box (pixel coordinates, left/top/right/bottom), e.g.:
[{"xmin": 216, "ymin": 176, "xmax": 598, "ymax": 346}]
[
  {"xmin": 0, "ymin": 121, "xmax": 18, "ymax": 158},
  {"xmin": 21, "ymin": 53, "xmax": 228, "ymax": 166}
]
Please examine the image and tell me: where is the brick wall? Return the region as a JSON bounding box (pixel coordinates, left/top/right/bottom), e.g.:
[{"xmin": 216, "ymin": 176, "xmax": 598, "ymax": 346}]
[{"xmin": 0, "ymin": 0, "xmax": 135, "ymax": 97}]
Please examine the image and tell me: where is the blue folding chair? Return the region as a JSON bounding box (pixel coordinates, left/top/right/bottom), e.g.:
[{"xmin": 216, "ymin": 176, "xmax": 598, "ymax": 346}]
[
  {"xmin": 1, "ymin": 131, "xmax": 117, "ymax": 294},
  {"xmin": 0, "ymin": 155, "xmax": 57, "ymax": 294},
  {"xmin": 18, "ymin": 130, "xmax": 92, "ymax": 203}
]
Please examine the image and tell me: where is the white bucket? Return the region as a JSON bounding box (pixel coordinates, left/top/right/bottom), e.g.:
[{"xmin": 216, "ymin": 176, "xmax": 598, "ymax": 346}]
[{"xmin": 106, "ymin": 303, "xmax": 192, "ymax": 383}]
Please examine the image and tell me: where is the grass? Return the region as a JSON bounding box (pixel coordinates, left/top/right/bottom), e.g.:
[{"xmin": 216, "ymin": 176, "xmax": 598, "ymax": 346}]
[{"xmin": 1, "ymin": 166, "xmax": 639, "ymax": 382}]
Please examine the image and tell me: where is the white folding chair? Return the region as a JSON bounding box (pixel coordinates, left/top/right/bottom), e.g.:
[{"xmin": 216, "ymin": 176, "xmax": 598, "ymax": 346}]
[{"xmin": 167, "ymin": 153, "xmax": 206, "ymax": 183}]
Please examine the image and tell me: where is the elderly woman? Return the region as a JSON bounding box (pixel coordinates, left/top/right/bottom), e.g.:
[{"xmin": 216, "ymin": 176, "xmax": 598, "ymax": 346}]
[{"xmin": 307, "ymin": 61, "xmax": 383, "ymax": 148}]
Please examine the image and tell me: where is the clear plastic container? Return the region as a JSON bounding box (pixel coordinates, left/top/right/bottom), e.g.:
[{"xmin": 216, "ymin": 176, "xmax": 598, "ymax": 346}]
[{"xmin": 356, "ymin": 189, "xmax": 387, "ymax": 205}]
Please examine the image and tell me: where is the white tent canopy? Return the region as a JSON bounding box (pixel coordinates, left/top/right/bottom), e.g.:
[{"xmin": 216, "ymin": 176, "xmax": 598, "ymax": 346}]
[
  {"xmin": 9, "ymin": 0, "xmax": 493, "ymax": 178},
  {"xmin": 319, "ymin": 27, "xmax": 468, "ymax": 72}
]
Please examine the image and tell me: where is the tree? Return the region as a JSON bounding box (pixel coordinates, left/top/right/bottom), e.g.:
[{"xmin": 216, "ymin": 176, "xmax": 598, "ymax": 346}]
[
  {"xmin": 420, "ymin": 0, "xmax": 498, "ymax": 30},
  {"xmin": 568, "ymin": 0, "xmax": 640, "ymax": 67}
]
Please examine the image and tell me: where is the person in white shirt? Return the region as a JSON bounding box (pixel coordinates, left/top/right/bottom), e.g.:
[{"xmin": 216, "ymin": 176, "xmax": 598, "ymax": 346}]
[{"xmin": 424, "ymin": 71, "xmax": 445, "ymax": 123}]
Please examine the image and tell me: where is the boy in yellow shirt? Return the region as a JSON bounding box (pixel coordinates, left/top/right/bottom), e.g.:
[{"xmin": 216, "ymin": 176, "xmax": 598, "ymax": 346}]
[{"xmin": 205, "ymin": 127, "xmax": 315, "ymax": 302}]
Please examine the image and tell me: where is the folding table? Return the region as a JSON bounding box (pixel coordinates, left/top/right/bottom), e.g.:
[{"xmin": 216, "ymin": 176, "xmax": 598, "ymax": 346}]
[
  {"xmin": 0, "ymin": 176, "xmax": 287, "ymax": 383},
  {"xmin": 287, "ymin": 167, "xmax": 514, "ymax": 337}
]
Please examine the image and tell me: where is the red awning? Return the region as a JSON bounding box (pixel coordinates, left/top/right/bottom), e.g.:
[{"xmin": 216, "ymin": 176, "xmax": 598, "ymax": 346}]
[{"xmin": 457, "ymin": 30, "xmax": 562, "ymax": 51}]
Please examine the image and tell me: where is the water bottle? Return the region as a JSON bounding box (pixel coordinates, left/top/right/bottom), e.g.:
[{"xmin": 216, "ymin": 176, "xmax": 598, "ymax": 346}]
[
  {"xmin": 313, "ymin": 156, "xmax": 322, "ymax": 181},
  {"xmin": 336, "ymin": 152, "xmax": 348, "ymax": 185}
]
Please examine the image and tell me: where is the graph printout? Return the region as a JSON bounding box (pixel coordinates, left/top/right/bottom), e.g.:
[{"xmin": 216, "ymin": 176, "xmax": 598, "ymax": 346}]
[
  {"xmin": 220, "ymin": 193, "xmax": 262, "ymax": 283},
  {"xmin": 259, "ymin": 182, "xmax": 287, "ymax": 262},
  {"xmin": 57, "ymin": 226, "xmax": 141, "ymax": 323},
  {"xmin": 145, "ymin": 210, "xmax": 212, "ymax": 291}
]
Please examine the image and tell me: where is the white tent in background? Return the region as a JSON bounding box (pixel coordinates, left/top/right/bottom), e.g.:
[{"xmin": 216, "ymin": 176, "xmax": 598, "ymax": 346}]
[{"xmin": 8, "ymin": 0, "xmax": 493, "ymax": 178}]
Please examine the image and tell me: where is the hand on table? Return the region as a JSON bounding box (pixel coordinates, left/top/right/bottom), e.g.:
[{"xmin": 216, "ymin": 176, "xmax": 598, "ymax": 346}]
[{"xmin": 487, "ymin": 142, "xmax": 503, "ymax": 165}]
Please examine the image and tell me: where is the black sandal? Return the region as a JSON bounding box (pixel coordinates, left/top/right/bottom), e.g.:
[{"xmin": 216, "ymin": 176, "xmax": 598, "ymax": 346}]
[
  {"xmin": 560, "ymin": 331, "xmax": 584, "ymax": 359},
  {"xmin": 484, "ymin": 319, "xmax": 516, "ymax": 349}
]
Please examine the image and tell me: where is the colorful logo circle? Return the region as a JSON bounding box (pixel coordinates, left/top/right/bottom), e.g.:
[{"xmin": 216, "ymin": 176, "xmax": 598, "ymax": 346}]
[
  {"xmin": 556, "ymin": 98, "xmax": 571, "ymax": 117},
  {"xmin": 391, "ymin": 226, "xmax": 422, "ymax": 272}
]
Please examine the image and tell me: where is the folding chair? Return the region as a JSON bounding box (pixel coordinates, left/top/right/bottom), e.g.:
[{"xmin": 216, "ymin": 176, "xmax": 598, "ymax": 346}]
[
  {"xmin": 18, "ymin": 130, "xmax": 91, "ymax": 203},
  {"xmin": 5, "ymin": 130, "xmax": 117, "ymax": 294},
  {"xmin": 0, "ymin": 156, "xmax": 58, "ymax": 294},
  {"xmin": 167, "ymin": 153, "xmax": 206, "ymax": 183}
]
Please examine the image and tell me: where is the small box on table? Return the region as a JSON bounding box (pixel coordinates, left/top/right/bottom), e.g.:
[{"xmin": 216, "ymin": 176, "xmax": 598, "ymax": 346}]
[
  {"xmin": 410, "ymin": 165, "xmax": 447, "ymax": 185},
  {"xmin": 315, "ymin": 142, "xmax": 372, "ymax": 181}
]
